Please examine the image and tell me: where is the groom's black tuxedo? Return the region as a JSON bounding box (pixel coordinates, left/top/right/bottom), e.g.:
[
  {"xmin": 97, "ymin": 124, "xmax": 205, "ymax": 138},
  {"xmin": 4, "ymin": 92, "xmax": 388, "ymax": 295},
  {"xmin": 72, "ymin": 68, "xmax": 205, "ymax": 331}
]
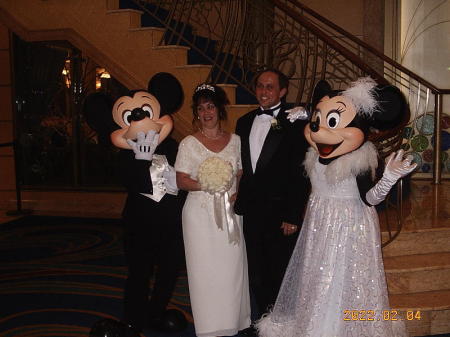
[{"xmin": 235, "ymin": 104, "xmax": 309, "ymax": 314}]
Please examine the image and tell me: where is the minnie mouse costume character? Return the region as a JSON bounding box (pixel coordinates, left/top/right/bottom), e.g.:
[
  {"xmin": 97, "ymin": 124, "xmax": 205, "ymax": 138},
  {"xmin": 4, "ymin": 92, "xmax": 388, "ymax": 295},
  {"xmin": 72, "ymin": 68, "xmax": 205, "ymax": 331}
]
[
  {"xmin": 257, "ymin": 77, "xmax": 415, "ymax": 337},
  {"xmin": 111, "ymin": 73, "xmax": 186, "ymax": 333}
]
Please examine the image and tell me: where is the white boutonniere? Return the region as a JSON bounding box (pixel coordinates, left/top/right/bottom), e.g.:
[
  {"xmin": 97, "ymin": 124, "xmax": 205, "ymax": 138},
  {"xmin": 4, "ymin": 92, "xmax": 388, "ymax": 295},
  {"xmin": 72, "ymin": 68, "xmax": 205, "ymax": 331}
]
[
  {"xmin": 286, "ymin": 106, "xmax": 309, "ymax": 123},
  {"xmin": 270, "ymin": 118, "xmax": 282, "ymax": 130}
]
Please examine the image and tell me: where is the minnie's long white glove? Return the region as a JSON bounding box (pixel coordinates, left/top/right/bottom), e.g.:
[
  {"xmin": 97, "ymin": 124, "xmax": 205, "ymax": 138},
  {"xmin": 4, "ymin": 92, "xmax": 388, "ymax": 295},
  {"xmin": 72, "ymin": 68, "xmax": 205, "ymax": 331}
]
[
  {"xmin": 365, "ymin": 150, "xmax": 417, "ymax": 206},
  {"xmin": 285, "ymin": 106, "xmax": 309, "ymax": 123},
  {"xmin": 126, "ymin": 130, "xmax": 159, "ymax": 161}
]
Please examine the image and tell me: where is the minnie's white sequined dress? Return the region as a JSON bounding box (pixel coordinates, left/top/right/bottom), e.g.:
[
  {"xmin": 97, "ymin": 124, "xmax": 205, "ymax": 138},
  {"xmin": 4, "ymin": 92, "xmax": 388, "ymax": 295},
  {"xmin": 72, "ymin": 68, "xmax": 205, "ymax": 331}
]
[{"xmin": 257, "ymin": 142, "xmax": 408, "ymax": 337}]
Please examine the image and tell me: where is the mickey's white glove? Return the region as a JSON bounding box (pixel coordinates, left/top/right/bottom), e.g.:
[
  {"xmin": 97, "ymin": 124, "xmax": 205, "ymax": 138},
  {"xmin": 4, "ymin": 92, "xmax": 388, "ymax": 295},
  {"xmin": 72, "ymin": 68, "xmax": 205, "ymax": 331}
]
[
  {"xmin": 162, "ymin": 165, "xmax": 178, "ymax": 194},
  {"xmin": 365, "ymin": 150, "xmax": 417, "ymax": 205},
  {"xmin": 126, "ymin": 130, "xmax": 159, "ymax": 161}
]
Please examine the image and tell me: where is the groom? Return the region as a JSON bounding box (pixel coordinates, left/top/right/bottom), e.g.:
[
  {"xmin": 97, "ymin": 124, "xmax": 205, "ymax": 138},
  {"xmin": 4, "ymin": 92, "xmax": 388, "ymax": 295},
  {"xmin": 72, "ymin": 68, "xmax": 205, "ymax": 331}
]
[{"xmin": 235, "ymin": 68, "xmax": 309, "ymax": 322}]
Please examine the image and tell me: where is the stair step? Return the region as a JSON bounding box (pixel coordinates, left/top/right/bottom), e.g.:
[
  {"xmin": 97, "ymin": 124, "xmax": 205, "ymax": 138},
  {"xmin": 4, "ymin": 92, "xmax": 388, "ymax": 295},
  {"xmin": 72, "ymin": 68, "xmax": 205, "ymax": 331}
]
[
  {"xmin": 385, "ymin": 252, "xmax": 450, "ymax": 294},
  {"xmin": 174, "ymin": 63, "xmax": 212, "ymax": 67},
  {"xmin": 385, "ymin": 252, "xmax": 450, "ymax": 272},
  {"xmin": 153, "ymin": 45, "xmax": 190, "ymax": 50},
  {"xmin": 382, "ymin": 228, "xmax": 450, "ymax": 257},
  {"xmin": 142, "ymin": 45, "xmax": 190, "ymax": 67},
  {"xmin": 129, "ymin": 27, "xmax": 165, "ymax": 33},
  {"xmin": 107, "ymin": 8, "xmax": 144, "ymax": 14},
  {"xmin": 390, "ymin": 290, "xmax": 450, "ymax": 336},
  {"xmin": 106, "ymin": 0, "xmax": 120, "ymax": 10},
  {"xmin": 216, "ymin": 83, "xmax": 237, "ymax": 105},
  {"xmin": 173, "ymin": 65, "xmax": 214, "ymax": 89},
  {"xmin": 106, "ymin": 9, "xmax": 143, "ymax": 29},
  {"xmin": 128, "ymin": 27, "xmax": 165, "ymax": 47}
]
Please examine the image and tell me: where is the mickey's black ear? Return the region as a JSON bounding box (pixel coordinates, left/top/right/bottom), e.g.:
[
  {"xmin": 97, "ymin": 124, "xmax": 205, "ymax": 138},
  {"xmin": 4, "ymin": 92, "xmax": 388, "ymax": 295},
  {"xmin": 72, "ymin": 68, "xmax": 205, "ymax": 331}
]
[
  {"xmin": 371, "ymin": 85, "xmax": 406, "ymax": 130},
  {"xmin": 148, "ymin": 72, "xmax": 184, "ymax": 116},
  {"xmin": 311, "ymin": 80, "xmax": 332, "ymax": 110},
  {"xmin": 82, "ymin": 92, "xmax": 117, "ymax": 146}
]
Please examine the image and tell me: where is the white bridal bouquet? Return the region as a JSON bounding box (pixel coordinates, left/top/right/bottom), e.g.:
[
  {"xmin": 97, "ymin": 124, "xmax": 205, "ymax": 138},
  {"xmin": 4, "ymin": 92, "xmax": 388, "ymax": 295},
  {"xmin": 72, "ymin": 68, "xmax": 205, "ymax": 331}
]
[{"xmin": 198, "ymin": 157, "xmax": 233, "ymax": 194}]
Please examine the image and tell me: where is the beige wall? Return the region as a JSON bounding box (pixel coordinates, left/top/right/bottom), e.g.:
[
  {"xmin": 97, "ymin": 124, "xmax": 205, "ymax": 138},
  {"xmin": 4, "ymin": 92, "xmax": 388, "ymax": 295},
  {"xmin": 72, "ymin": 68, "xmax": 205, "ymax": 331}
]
[
  {"xmin": 301, "ymin": 0, "xmax": 385, "ymax": 52},
  {"xmin": 400, "ymin": 0, "xmax": 450, "ymax": 90},
  {"xmin": 301, "ymin": 0, "xmax": 364, "ymax": 38}
]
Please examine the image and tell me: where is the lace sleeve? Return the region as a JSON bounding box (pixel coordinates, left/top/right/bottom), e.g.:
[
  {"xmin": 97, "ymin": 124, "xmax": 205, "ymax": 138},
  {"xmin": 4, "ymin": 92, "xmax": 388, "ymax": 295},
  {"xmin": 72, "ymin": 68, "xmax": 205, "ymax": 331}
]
[{"xmin": 175, "ymin": 136, "xmax": 194, "ymax": 175}]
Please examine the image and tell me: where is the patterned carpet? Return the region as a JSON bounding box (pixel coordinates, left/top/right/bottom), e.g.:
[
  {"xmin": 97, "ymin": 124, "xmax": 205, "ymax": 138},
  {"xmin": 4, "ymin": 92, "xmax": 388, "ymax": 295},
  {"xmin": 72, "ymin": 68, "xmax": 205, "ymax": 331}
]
[
  {"xmin": 1, "ymin": 215, "xmax": 448, "ymax": 337},
  {"xmin": 0, "ymin": 216, "xmax": 194, "ymax": 337}
]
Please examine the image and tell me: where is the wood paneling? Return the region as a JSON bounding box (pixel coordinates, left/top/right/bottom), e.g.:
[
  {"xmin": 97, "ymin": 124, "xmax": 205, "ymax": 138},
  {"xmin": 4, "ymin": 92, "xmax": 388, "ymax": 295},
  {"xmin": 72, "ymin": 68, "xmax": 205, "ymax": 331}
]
[
  {"xmin": 0, "ymin": 50, "xmax": 11, "ymax": 85},
  {"xmin": 0, "ymin": 86, "xmax": 13, "ymax": 121}
]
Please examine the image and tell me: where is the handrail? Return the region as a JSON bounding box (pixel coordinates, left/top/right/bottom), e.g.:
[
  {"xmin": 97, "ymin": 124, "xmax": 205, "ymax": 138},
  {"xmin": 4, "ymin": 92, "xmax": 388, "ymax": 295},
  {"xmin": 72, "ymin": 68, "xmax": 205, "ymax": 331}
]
[
  {"xmin": 130, "ymin": 0, "xmax": 256, "ymax": 98},
  {"xmin": 282, "ymin": 0, "xmax": 450, "ymax": 95},
  {"xmin": 272, "ymin": 0, "xmax": 448, "ymax": 185},
  {"xmin": 132, "ymin": 0, "xmax": 447, "ymax": 184},
  {"xmin": 271, "ymin": 0, "xmax": 388, "ymax": 85}
]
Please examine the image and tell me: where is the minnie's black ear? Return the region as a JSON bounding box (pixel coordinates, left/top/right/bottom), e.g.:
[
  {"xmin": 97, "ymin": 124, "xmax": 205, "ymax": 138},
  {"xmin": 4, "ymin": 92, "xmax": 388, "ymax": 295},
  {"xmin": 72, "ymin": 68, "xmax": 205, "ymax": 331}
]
[
  {"xmin": 371, "ymin": 85, "xmax": 406, "ymax": 130},
  {"xmin": 311, "ymin": 80, "xmax": 332, "ymax": 110},
  {"xmin": 148, "ymin": 72, "xmax": 184, "ymax": 116},
  {"xmin": 82, "ymin": 92, "xmax": 117, "ymax": 146}
]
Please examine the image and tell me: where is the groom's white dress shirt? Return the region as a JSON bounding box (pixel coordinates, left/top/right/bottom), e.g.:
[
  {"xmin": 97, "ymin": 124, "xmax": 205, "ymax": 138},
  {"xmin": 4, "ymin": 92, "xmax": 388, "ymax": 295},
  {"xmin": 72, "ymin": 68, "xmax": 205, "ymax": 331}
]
[{"xmin": 249, "ymin": 103, "xmax": 281, "ymax": 173}]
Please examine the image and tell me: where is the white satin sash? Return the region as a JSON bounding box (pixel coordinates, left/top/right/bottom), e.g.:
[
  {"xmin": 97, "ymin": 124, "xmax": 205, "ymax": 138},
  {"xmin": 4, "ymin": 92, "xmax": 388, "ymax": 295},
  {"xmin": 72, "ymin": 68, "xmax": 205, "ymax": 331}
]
[{"xmin": 213, "ymin": 191, "xmax": 240, "ymax": 245}]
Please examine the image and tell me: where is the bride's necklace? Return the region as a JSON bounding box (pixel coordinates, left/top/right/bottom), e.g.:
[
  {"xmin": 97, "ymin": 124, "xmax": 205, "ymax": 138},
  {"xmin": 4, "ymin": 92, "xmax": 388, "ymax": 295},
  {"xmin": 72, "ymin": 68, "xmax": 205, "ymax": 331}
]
[{"xmin": 200, "ymin": 128, "xmax": 223, "ymax": 140}]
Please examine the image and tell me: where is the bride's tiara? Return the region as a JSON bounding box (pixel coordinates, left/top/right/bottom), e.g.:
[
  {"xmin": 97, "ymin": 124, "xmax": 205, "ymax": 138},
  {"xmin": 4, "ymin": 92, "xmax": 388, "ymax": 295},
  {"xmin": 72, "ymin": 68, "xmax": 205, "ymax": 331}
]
[{"xmin": 195, "ymin": 83, "xmax": 215, "ymax": 93}]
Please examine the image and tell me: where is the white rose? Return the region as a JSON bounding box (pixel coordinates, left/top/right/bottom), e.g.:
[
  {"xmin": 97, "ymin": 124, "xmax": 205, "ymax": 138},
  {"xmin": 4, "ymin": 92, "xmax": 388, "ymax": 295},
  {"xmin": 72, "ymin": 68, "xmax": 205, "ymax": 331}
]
[{"xmin": 198, "ymin": 157, "xmax": 233, "ymax": 194}]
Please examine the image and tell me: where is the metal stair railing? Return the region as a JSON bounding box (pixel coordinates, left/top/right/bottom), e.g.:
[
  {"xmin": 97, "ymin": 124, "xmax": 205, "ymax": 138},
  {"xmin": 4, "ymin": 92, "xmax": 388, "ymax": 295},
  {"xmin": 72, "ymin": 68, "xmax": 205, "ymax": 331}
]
[
  {"xmin": 123, "ymin": 0, "xmax": 449, "ymax": 246},
  {"xmin": 130, "ymin": 0, "xmax": 449, "ymax": 183},
  {"xmin": 275, "ymin": 0, "xmax": 450, "ymax": 185}
]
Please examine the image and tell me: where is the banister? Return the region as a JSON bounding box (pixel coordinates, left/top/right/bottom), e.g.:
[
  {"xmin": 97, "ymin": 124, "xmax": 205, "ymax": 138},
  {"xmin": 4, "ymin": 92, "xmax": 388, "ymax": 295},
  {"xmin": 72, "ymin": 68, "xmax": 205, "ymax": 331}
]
[
  {"xmin": 271, "ymin": 0, "xmax": 387, "ymax": 85},
  {"xmin": 280, "ymin": 0, "xmax": 450, "ymax": 95},
  {"xmin": 130, "ymin": 0, "xmax": 447, "ymax": 185}
]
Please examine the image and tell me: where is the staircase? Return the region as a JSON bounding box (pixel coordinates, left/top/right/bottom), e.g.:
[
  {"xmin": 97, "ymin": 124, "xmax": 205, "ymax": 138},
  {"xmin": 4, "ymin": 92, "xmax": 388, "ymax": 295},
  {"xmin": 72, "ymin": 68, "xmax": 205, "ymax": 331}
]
[
  {"xmin": 0, "ymin": 0, "xmax": 255, "ymax": 141},
  {"xmin": 1, "ymin": 1, "xmax": 450, "ymax": 336},
  {"xmin": 381, "ymin": 180, "xmax": 450, "ymax": 336}
]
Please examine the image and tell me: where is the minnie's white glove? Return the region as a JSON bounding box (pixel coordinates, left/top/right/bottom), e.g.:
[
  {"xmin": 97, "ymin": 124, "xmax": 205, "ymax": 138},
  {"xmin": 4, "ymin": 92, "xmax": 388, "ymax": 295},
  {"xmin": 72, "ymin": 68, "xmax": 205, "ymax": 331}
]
[
  {"xmin": 126, "ymin": 130, "xmax": 159, "ymax": 161},
  {"xmin": 365, "ymin": 150, "xmax": 417, "ymax": 206},
  {"xmin": 285, "ymin": 106, "xmax": 309, "ymax": 123}
]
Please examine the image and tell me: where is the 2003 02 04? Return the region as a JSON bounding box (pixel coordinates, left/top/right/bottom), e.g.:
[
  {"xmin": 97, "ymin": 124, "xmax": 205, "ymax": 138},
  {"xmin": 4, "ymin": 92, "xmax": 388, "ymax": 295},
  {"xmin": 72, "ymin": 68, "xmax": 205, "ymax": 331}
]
[{"xmin": 343, "ymin": 310, "xmax": 422, "ymax": 321}]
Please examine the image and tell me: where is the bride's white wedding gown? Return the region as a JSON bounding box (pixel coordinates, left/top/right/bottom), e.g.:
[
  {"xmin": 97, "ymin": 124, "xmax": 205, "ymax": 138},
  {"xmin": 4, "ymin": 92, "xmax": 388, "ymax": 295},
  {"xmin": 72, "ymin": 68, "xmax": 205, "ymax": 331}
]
[{"xmin": 175, "ymin": 134, "xmax": 250, "ymax": 337}]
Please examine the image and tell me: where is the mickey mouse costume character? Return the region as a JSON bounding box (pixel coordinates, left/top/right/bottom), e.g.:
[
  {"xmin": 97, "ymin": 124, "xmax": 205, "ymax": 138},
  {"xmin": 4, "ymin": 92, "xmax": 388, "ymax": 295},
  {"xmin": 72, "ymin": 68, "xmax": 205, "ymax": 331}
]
[
  {"xmin": 111, "ymin": 73, "xmax": 187, "ymax": 333},
  {"xmin": 256, "ymin": 77, "xmax": 415, "ymax": 337}
]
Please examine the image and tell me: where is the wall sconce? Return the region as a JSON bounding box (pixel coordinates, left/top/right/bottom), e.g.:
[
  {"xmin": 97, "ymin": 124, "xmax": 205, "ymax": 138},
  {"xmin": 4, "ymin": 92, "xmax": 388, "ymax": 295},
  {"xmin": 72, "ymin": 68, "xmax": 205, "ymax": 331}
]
[
  {"xmin": 62, "ymin": 59, "xmax": 71, "ymax": 88},
  {"xmin": 96, "ymin": 67, "xmax": 111, "ymax": 90}
]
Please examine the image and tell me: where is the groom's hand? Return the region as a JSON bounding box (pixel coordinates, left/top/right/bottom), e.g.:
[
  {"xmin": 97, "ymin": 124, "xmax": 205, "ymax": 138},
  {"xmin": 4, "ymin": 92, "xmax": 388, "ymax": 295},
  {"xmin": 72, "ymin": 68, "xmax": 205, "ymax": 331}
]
[{"xmin": 281, "ymin": 222, "xmax": 298, "ymax": 236}]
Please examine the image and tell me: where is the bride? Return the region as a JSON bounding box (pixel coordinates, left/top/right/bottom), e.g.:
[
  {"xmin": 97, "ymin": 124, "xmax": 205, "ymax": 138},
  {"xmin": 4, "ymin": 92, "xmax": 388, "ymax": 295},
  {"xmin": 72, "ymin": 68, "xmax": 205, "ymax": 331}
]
[{"xmin": 175, "ymin": 83, "xmax": 251, "ymax": 337}]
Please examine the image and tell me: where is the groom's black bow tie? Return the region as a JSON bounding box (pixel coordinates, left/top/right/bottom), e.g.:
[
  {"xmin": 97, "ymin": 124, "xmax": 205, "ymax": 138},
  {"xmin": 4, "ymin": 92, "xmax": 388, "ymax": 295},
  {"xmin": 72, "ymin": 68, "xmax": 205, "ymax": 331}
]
[{"xmin": 257, "ymin": 108, "xmax": 275, "ymax": 116}]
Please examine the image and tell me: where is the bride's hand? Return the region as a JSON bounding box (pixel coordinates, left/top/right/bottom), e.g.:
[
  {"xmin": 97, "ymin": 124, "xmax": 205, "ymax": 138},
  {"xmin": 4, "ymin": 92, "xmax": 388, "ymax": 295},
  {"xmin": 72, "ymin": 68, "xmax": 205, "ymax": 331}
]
[{"xmin": 229, "ymin": 193, "xmax": 237, "ymax": 203}]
